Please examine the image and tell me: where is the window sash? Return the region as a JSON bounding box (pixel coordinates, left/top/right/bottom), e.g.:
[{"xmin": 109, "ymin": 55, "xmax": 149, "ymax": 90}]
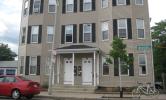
[
  {"xmin": 102, "ymin": 57, "xmax": 109, "ymax": 75},
  {"xmin": 118, "ymin": 19, "xmax": 127, "ymax": 38},
  {"xmin": 101, "ymin": 0, "xmax": 108, "ymax": 8},
  {"xmin": 49, "ymin": 0, "xmax": 56, "ymax": 5},
  {"xmin": 138, "ymin": 54, "xmax": 147, "ymax": 75},
  {"xmin": 83, "ymin": 0, "xmax": 92, "ymax": 11},
  {"xmin": 66, "ymin": 4, "xmax": 74, "ymax": 12},
  {"xmin": 31, "ymin": 26, "xmax": 39, "ymax": 43},
  {"xmin": 33, "ymin": 0, "xmax": 41, "ymax": 13},
  {"xmin": 119, "ymin": 59, "xmax": 129, "ymax": 76},
  {"xmin": 117, "ymin": 0, "xmax": 126, "ymax": 5},
  {"xmin": 65, "ymin": 25, "xmax": 73, "ymax": 43},
  {"xmin": 135, "ymin": 0, "xmax": 144, "ymax": 5},
  {"xmin": 136, "ymin": 19, "xmax": 145, "ymax": 38},
  {"xmin": 29, "ymin": 57, "xmax": 37, "ymax": 75},
  {"xmin": 47, "ymin": 26, "xmax": 54, "ymax": 43},
  {"xmin": 83, "ymin": 24, "xmax": 92, "ymax": 42}
]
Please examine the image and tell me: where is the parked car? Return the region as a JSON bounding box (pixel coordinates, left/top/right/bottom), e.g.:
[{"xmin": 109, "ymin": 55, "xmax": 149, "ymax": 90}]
[{"xmin": 0, "ymin": 75, "xmax": 40, "ymax": 100}]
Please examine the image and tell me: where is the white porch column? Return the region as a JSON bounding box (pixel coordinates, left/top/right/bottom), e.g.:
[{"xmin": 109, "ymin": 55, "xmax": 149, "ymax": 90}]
[
  {"xmin": 72, "ymin": 53, "xmax": 75, "ymax": 86},
  {"xmin": 96, "ymin": 53, "xmax": 99, "ymax": 85},
  {"xmin": 57, "ymin": 55, "xmax": 60, "ymax": 84},
  {"xmin": 93, "ymin": 51, "xmax": 96, "ymax": 86}
]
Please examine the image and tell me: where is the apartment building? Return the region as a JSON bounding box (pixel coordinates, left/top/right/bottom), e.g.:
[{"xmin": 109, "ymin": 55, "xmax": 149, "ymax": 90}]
[{"xmin": 19, "ymin": 0, "xmax": 154, "ymax": 92}]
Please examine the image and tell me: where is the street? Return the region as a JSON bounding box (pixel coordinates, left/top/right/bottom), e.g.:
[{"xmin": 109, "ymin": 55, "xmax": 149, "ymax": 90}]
[{"xmin": 0, "ymin": 96, "xmax": 54, "ymax": 100}]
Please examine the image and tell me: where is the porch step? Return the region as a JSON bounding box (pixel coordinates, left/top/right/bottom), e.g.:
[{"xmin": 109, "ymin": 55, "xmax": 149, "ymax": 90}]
[{"xmin": 52, "ymin": 85, "xmax": 96, "ymax": 93}]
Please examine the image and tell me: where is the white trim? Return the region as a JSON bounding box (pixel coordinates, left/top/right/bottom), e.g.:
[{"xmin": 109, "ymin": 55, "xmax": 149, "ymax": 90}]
[
  {"xmin": 83, "ymin": 23, "xmax": 92, "ymax": 43},
  {"xmin": 29, "ymin": 56, "xmax": 37, "ymax": 75},
  {"xmin": 138, "ymin": 53, "xmax": 147, "ymax": 76},
  {"xmin": 135, "ymin": 0, "xmax": 144, "ymax": 5},
  {"xmin": 65, "ymin": 24, "xmax": 73, "ymax": 43},
  {"xmin": 136, "ymin": 19, "xmax": 145, "ymax": 39},
  {"xmin": 117, "ymin": 19, "xmax": 128, "ymax": 39},
  {"xmin": 117, "ymin": 0, "xmax": 126, "ymax": 5},
  {"xmin": 101, "ymin": 0, "xmax": 108, "ymax": 8}
]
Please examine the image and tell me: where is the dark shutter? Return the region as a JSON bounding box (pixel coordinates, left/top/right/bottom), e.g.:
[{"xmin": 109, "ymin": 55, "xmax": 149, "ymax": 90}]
[
  {"xmin": 126, "ymin": 0, "xmax": 130, "ymax": 5},
  {"xmin": 29, "ymin": 0, "xmax": 34, "ymax": 14},
  {"xmin": 73, "ymin": 24, "xmax": 77, "ymax": 43},
  {"xmin": 113, "ymin": 19, "xmax": 118, "ymax": 38},
  {"xmin": 114, "ymin": 58, "xmax": 119, "ymax": 76},
  {"xmin": 27, "ymin": 26, "xmax": 31, "ymax": 44},
  {"xmin": 37, "ymin": 56, "xmax": 40, "ymax": 75},
  {"xmin": 127, "ymin": 18, "xmax": 132, "ymax": 39},
  {"xmin": 74, "ymin": 0, "xmax": 77, "ymax": 12},
  {"xmin": 92, "ymin": 0, "xmax": 96, "ymax": 11},
  {"xmin": 38, "ymin": 25, "xmax": 42, "ymax": 43},
  {"xmin": 62, "ymin": 0, "xmax": 66, "ymax": 14},
  {"xmin": 79, "ymin": 24, "xmax": 83, "ymax": 43},
  {"xmin": 92, "ymin": 23, "xmax": 96, "ymax": 42},
  {"xmin": 129, "ymin": 53, "xmax": 134, "ymax": 76},
  {"xmin": 61, "ymin": 25, "xmax": 65, "ymax": 44},
  {"xmin": 40, "ymin": 0, "xmax": 44, "ymax": 13},
  {"xmin": 112, "ymin": 0, "xmax": 117, "ymax": 6},
  {"xmin": 25, "ymin": 56, "xmax": 30, "ymax": 75},
  {"xmin": 80, "ymin": 0, "xmax": 83, "ymax": 12}
]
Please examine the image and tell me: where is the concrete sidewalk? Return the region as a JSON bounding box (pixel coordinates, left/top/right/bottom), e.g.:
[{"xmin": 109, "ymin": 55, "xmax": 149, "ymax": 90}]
[{"xmin": 37, "ymin": 91, "xmax": 166, "ymax": 100}]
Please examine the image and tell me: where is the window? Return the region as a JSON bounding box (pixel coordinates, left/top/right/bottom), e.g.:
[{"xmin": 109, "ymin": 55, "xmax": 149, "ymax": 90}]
[
  {"xmin": 83, "ymin": 0, "xmax": 92, "ymax": 11},
  {"xmin": 20, "ymin": 56, "xmax": 24, "ymax": 74},
  {"xmin": 0, "ymin": 69, "xmax": 4, "ymax": 75},
  {"xmin": 24, "ymin": 1, "xmax": 29, "ymax": 15},
  {"xmin": 31, "ymin": 26, "xmax": 39, "ymax": 43},
  {"xmin": 65, "ymin": 25, "xmax": 73, "ymax": 43},
  {"xmin": 33, "ymin": 0, "xmax": 41, "ymax": 13},
  {"xmin": 47, "ymin": 26, "xmax": 54, "ymax": 43},
  {"xmin": 102, "ymin": 57, "xmax": 109, "ymax": 75},
  {"xmin": 6, "ymin": 69, "xmax": 16, "ymax": 75},
  {"xmin": 138, "ymin": 54, "xmax": 147, "ymax": 75},
  {"xmin": 101, "ymin": 0, "xmax": 108, "ymax": 8},
  {"xmin": 4, "ymin": 77, "xmax": 17, "ymax": 83},
  {"xmin": 29, "ymin": 56, "xmax": 37, "ymax": 75},
  {"xmin": 21, "ymin": 27, "xmax": 26, "ymax": 44},
  {"xmin": 101, "ymin": 22, "xmax": 109, "ymax": 40},
  {"xmin": 66, "ymin": 0, "xmax": 74, "ymax": 12},
  {"xmin": 119, "ymin": 59, "xmax": 129, "ymax": 76},
  {"xmin": 136, "ymin": 19, "xmax": 145, "ymax": 39},
  {"xmin": 0, "ymin": 76, "xmax": 4, "ymax": 82},
  {"xmin": 117, "ymin": 0, "xmax": 126, "ymax": 5},
  {"xmin": 118, "ymin": 19, "xmax": 127, "ymax": 39},
  {"xmin": 135, "ymin": 0, "xmax": 144, "ymax": 5},
  {"xmin": 48, "ymin": 0, "xmax": 56, "ymax": 13},
  {"xmin": 83, "ymin": 24, "xmax": 92, "ymax": 42}
]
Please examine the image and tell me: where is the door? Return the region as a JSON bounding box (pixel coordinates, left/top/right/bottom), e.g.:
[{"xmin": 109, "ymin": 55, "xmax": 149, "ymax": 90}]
[
  {"xmin": 82, "ymin": 58, "xmax": 92, "ymax": 85},
  {"xmin": 64, "ymin": 58, "xmax": 74, "ymax": 85}
]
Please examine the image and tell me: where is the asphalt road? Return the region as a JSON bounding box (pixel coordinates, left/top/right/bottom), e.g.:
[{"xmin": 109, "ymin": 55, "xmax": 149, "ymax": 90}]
[{"xmin": 0, "ymin": 96, "xmax": 54, "ymax": 100}]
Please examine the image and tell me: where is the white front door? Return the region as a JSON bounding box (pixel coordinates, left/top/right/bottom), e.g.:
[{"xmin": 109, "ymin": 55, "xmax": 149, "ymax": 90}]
[
  {"xmin": 82, "ymin": 58, "xmax": 92, "ymax": 85},
  {"xmin": 64, "ymin": 58, "xmax": 74, "ymax": 85}
]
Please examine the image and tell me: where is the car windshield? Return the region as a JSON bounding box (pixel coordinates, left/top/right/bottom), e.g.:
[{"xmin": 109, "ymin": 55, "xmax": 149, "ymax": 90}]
[{"xmin": 18, "ymin": 76, "xmax": 30, "ymax": 81}]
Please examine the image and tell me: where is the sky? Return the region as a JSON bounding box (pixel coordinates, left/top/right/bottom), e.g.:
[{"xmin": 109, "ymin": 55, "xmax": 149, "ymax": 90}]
[{"xmin": 0, "ymin": 0, "xmax": 166, "ymax": 55}]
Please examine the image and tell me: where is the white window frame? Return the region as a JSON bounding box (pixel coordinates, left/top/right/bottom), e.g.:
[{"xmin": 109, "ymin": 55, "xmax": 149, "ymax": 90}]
[
  {"xmin": 31, "ymin": 26, "xmax": 39, "ymax": 43},
  {"xmin": 119, "ymin": 58, "xmax": 129, "ymax": 76},
  {"xmin": 29, "ymin": 56, "xmax": 37, "ymax": 75},
  {"xmin": 117, "ymin": 0, "xmax": 126, "ymax": 5},
  {"xmin": 66, "ymin": 0, "xmax": 74, "ymax": 13},
  {"xmin": 83, "ymin": 23, "xmax": 92, "ymax": 42},
  {"xmin": 101, "ymin": 21, "xmax": 109, "ymax": 41},
  {"xmin": 48, "ymin": 0, "xmax": 56, "ymax": 13},
  {"xmin": 118, "ymin": 19, "xmax": 128, "ymax": 39},
  {"xmin": 102, "ymin": 57, "xmax": 109, "ymax": 76},
  {"xmin": 135, "ymin": 0, "xmax": 144, "ymax": 5},
  {"xmin": 47, "ymin": 26, "xmax": 54, "ymax": 43},
  {"xmin": 138, "ymin": 54, "xmax": 147, "ymax": 76},
  {"xmin": 83, "ymin": 0, "xmax": 92, "ymax": 11},
  {"xmin": 136, "ymin": 19, "xmax": 145, "ymax": 39},
  {"xmin": 33, "ymin": 0, "xmax": 41, "ymax": 13},
  {"xmin": 101, "ymin": 0, "xmax": 108, "ymax": 8},
  {"xmin": 65, "ymin": 25, "xmax": 73, "ymax": 43}
]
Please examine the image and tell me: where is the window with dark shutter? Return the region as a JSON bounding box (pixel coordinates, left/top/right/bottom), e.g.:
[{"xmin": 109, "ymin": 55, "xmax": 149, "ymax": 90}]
[
  {"xmin": 73, "ymin": 24, "xmax": 77, "ymax": 43},
  {"xmin": 37, "ymin": 56, "xmax": 40, "ymax": 75},
  {"xmin": 92, "ymin": 23, "xmax": 96, "ymax": 42},
  {"xmin": 29, "ymin": 0, "xmax": 34, "ymax": 14},
  {"xmin": 113, "ymin": 19, "xmax": 117, "ymax": 38},
  {"xmin": 127, "ymin": 18, "xmax": 132, "ymax": 39},
  {"xmin": 79, "ymin": 24, "xmax": 83, "ymax": 43},
  {"xmin": 62, "ymin": 0, "xmax": 66, "ymax": 13},
  {"xmin": 25, "ymin": 56, "xmax": 30, "ymax": 75},
  {"xmin": 27, "ymin": 26, "xmax": 31, "ymax": 44},
  {"xmin": 114, "ymin": 58, "xmax": 119, "ymax": 76},
  {"xmin": 61, "ymin": 25, "xmax": 65, "ymax": 44},
  {"xmin": 38, "ymin": 25, "xmax": 42, "ymax": 43},
  {"xmin": 129, "ymin": 53, "xmax": 134, "ymax": 76}
]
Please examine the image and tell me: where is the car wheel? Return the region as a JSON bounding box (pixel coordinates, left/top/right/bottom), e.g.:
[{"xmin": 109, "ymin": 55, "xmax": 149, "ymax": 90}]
[
  {"xmin": 26, "ymin": 95, "xmax": 34, "ymax": 100},
  {"xmin": 11, "ymin": 89, "xmax": 20, "ymax": 100}
]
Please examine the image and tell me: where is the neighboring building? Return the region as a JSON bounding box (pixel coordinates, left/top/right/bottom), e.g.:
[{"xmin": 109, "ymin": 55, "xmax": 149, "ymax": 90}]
[
  {"xmin": 0, "ymin": 61, "xmax": 18, "ymax": 75},
  {"xmin": 19, "ymin": 0, "xmax": 154, "ymax": 92}
]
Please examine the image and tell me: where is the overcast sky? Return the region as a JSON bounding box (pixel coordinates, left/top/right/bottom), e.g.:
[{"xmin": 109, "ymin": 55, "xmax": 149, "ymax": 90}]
[{"xmin": 0, "ymin": 0, "xmax": 166, "ymax": 55}]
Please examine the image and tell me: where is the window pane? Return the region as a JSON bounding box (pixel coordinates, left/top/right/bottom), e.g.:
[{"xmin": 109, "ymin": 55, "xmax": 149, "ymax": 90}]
[
  {"xmin": 101, "ymin": 0, "xmax": 108, "ymax": 8},
  {"xmin": 49, "ymin": 5, "xmax": 56, "ymax": 12},
  {"xmin": 119, "ymin": 29, "xmax": 127, "ymax": 38},
  {"xmin": 30, "ymin": 66, "xmax": 36, "ymax": 74},
  {"xmin": 22, "ymin": 28, "xmax": 26, "ymax": 43},
  {"xmin": 66, "ymin": 0, "xmax": 74, "ymax": 4},
  {"xmin": 66, "ymin": 34, "xmax": 72, "ymax": 42},
  {"xmin": 139, "ymin": 55, "xmax": 146, "ymax": 65},
  {"xmin": 118, "ymin": 19, "xmax": 126, "ymax": 28},
  {"xmin": 84, "ymin": 0, "xmax": 91, "ymax": 3},
  {"xmin": 49, "ymin": 0, "xmax": 56, "ymax": 5},
  {"xmin": 84, "ymin": 33, "xmax": 91, "ymax": 42},
  {"xmin": 102, "ymin": 57, "xmax": 109, "ymax": 75},
  {"xmin": 102, "ymin": 31, "xmax": 108, "ymax": 40},
  {"xmin": 0, "ymin": 69, "xmax": 4, "ymax": 75},
  {"xmin": 84, "ymin": 3, "xmax": 92, "ymax": 11},
  {"xmin": 5, "ymin": 77, "xmax": 17, "ymax": 82},
  {"xmin": 117, "ymin": 0, "xmax": 126, "ymax": 5},
  {"xmin": 32, "ymin": 26, "xmax": 39, "ymax": 35},
  {"xmin": 136, "ymin": 19, "xmax": 144, "ymax": 29},
  {"xmin": 6, "ymin": 69, "xmax": 16, "ymax": 75},
  {"xmin": 120, "ymin": 59, "xmax": 128, "ymax": 75},
  {"xmin": 136, "ymin": 0, "xmax": 143, "ymax": 5},
  {"xmin": 84, "ymin": 24, "xmax": 91, "ymax": 33},
  {"xmin": 66, "ymin": 4, "xmax": 73, "ymax": 12},
  {"xmin": 138, "ymin": 29, "xmax": 144, "ymax": 38},
  {"xmin": 47, "ymin": 26, "xmax": 54, "ymax": 42},
  {"xmin": 32, "ymin": 34, "xmax": 38, "ymax": 42},
  {"xmin": 65, "ymin": 25, "xmax": 73, "ymax": 43},
  {"xmin": 33, "ymin": 0, "xmax": 41, "ymax": 12},
  {"xmin": 141, "ymin": 65, "xmax": 146, "ymax": 74}
]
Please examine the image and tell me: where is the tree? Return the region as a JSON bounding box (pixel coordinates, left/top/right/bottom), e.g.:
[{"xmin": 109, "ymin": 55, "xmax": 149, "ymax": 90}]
[
  {"xmin": 0, "ymin": 43, "xmax": 17, "ymax": 61},
  {"xmin": 151, "ymin": 20, "xmax": 166, "ymax": 83},
  {"xmin": 106, "ymin": 37, "xmax": 133, "ymax": 98}
]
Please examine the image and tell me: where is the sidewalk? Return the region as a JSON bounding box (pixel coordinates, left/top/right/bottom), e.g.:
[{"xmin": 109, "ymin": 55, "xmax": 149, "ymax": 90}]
[{"xmin": 37, "ymin": 91, "xmax": 166, "ymax": 100}]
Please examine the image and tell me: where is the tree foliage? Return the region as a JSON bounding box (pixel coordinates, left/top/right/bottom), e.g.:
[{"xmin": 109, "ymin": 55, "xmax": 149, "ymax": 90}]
[{"xmin": 0, "ymin": 43, "xmax": 17, "ymax": 61}]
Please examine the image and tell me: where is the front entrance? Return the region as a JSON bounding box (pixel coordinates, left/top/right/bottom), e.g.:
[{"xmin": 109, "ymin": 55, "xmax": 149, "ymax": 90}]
[
  {"xmin": 64, "ymin": 58, "xmax": 74, "ymax": 85},
  {"xmin": 82, "ymin": 58, "xmax": 93, "ymax": 85}
]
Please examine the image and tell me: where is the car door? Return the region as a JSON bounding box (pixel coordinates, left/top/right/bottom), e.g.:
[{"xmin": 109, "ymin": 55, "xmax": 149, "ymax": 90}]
[{"xmin": 0, "ymin": 76, "xmax": 5, "ymax": 95}]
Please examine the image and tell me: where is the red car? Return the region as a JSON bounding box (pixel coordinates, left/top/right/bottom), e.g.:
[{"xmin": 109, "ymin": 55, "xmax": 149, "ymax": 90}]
[{"xmin": 0, "ymin": 75, "xmax": 40, "ymax": 100}]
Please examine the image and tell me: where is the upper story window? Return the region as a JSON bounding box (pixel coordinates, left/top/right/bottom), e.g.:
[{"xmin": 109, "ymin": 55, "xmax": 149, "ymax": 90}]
[
  {"xmin": 48, "ymin": 0, "xmax": 56, "ymax": 13},
  {"xmin": 135, "ymin": 0, "xmax": 144, "ymax": 5},
  {"xmin": 117, "ymin": 0, "xmax": 126, "ymax": 5},
  {"xmin": 119, "ymin": 58, "xmax": 129, "ymax": 76},
  {"xmin": 101, "ymin": 0, "xmax": 108, "ymax": 8},
  {"xmin": 138, "ymin": 54, "xmax": 147, "ymax": 75},
  {"xmin": 24, "ymin": 1, "xmax": 29, "ymax": 15},
  {"xmin": 136, "ymin": 19, "xmax": 145, "ymax": 39},
  {"xmin": 65, "ymin": 25, "xmax": 73, "ymax": 43},
  {"xmin": 47, "ymin": 26, "xmax": 54, "ymax": 43},
  {"xmin": 83, "ymin": 0, "xmax": 92, "ymax": 11},
  {"xmin": 66, "ymin": 0, "xmax": 74, "ymax": 12},
  {"xmin": 102, "ymin": 57, "xmax": 109, "ymax": 75},
  {"xmin": 118, "ymin": 19, "xmax": 127, "ymax": 39},
  {"xmin": 83, "ymin": 24, "xmax": 92, "ymax": 42},
  {"xmin": 29, "ymin": 56, "xmax": 37, "ymax": 75},
  {"xmin": 21, "ymin": 27, "xmax": 26, "ymax": 44},
  {"xmin": 33, "ymin": 0, "xmax": 41, "ymax": 13},
  {"xmin": 101, "ymin": 21, "xmax": 109, "ymax": 41},
  {"xmin": 31, "ymin": 26, "xmax": 39, "ymax": 43}
]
